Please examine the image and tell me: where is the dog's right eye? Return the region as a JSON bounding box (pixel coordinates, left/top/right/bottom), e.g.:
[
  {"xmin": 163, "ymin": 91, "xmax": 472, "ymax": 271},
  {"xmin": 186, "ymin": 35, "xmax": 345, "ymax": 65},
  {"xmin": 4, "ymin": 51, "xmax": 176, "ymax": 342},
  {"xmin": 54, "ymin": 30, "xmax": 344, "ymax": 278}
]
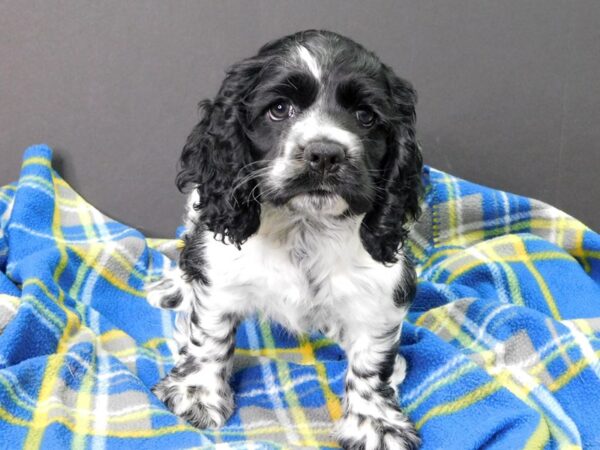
[
  {"xmin": 355, "ymin": 108, "xmax": 376, "ymax": 128},
  {"xmin": 268, "ymin": 101, "xmax": 295, "ymax": 121}
]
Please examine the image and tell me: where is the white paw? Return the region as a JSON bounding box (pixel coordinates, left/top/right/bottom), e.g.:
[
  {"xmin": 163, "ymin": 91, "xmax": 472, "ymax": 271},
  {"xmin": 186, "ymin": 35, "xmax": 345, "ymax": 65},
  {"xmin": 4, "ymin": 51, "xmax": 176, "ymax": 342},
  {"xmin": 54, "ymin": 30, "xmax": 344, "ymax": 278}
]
[
  {"xmin": 336, "ymin": 409, "xmax": 420, "ymax": 450},
  {"xmin": 152, "ymin": 372, "xmax": 234, "ymax": 429}
]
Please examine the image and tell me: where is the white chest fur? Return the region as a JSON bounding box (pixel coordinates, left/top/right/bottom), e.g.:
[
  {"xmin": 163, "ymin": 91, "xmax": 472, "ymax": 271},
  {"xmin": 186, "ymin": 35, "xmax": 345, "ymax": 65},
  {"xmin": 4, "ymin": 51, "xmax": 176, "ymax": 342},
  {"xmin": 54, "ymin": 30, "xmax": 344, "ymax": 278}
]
[{"xmin": 201, "ymin": 206, "xmax": 405, "ymax": 341}]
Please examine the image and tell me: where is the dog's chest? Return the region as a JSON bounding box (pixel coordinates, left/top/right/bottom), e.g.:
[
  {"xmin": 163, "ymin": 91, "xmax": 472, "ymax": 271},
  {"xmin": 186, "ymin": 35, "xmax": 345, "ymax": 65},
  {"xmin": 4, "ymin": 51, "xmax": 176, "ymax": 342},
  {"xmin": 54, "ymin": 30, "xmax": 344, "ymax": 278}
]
[{"xmin": 205, "ymin": 219, "xmax": 401, "ymax": 335}]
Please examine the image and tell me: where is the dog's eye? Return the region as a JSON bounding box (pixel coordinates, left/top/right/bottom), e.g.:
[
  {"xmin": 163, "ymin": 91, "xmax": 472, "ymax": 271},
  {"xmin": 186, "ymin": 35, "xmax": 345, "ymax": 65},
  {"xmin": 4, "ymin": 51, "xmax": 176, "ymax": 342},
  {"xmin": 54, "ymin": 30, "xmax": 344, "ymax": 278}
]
[
  {"xmin": 355, "ymin": 108, "xmax": 376, "ymax": 128},
  {"xmin": 268, "ymin": 101, "xmax": 295, "ymax": 121}
]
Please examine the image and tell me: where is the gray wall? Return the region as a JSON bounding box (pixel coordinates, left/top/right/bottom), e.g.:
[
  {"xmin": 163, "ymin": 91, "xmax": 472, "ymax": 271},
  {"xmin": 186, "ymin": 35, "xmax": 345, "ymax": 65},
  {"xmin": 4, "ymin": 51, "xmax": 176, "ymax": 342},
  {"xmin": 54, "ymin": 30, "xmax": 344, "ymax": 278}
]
[{"xmin": 1, "ymin": 0, "xmax": 599, "ymax": 237}]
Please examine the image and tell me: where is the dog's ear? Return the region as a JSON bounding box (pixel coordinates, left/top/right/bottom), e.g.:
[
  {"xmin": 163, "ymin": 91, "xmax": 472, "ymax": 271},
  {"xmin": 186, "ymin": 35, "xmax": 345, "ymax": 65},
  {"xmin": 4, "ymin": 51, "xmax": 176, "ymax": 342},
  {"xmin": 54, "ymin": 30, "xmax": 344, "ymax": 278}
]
[
  {"xmin": 176, "ymin": 57, "xmax": 266, "ymax": 247},
  {"xmin": 360, "ymin": 67, "xmax": 423, "ymax": 264}
]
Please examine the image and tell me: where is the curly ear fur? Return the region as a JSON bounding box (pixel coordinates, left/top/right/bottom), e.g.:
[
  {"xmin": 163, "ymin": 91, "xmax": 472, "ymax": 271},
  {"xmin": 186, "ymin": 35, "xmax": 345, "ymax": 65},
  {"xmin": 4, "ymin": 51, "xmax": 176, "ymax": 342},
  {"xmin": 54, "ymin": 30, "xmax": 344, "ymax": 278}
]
[
  {"xmin": 176, "ymin": 57, "xmax": 266, "ymax": 247},
  {"xmin": 360, "ymin": 67, "xmax": 423, "ymax": 265}
]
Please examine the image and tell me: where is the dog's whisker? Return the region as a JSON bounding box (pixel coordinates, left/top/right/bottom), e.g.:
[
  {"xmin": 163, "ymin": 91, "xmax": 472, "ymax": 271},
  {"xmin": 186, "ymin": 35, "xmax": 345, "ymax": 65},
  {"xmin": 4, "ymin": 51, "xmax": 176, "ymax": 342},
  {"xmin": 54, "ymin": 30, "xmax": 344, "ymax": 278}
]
[{"xmin": 231, "ymin": 167, "xmax": 273, "ymax": 197}]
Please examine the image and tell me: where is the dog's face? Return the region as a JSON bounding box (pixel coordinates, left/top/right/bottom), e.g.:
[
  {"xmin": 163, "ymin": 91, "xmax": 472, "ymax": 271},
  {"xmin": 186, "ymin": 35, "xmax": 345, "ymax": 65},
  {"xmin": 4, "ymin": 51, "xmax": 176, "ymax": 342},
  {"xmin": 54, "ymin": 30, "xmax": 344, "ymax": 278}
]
[
  {"xmin": 177, "ymin": 30, "xmax": 422, "ymax": 263},
  {"xmin": 245, "ymin": 38, "xmax": 395, "ymax": 217}
]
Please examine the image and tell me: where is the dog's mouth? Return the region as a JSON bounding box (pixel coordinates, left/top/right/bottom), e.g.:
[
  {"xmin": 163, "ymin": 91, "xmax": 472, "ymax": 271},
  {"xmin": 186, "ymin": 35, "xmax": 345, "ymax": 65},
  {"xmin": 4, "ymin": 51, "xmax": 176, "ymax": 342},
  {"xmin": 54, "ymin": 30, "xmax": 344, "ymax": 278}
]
[{"xmin": 306, "ymin": 189, "xmax": 335, "ymax": 197}]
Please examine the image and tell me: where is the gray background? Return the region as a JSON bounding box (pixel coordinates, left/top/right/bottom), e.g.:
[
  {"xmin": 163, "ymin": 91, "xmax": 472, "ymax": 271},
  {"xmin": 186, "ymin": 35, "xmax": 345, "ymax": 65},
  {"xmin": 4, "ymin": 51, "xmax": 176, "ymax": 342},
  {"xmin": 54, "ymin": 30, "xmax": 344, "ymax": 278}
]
[{"xmin": 1, "ymin": 0, "xmax": 599, "ymax": 237}]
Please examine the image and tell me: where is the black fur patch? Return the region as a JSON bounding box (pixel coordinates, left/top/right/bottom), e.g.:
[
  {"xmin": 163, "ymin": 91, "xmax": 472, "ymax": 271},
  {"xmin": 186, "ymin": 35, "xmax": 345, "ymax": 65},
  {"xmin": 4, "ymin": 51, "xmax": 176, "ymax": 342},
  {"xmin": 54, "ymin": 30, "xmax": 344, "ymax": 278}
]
[
  {"xmin": 349, "ymin": 365, "xmax": 379, "ymax": 379},
  {"xmin": 172, "ymin": 355, "xmax": 201, "ymax": 379},
  {"xmin": 179, "ymin": 227, "xmax": 210, "ymax": 285},
  {"xmin": 190, "ymin": 309, "xmax": 200, "ymax": 327},
  {"xmin": 160, "ymin": 289, "xmax": 184, "ymax": 309},
  {"xmin": 377, "ymin": 330, "xmax": 401, "ymax": 384},
  {"xmin": 189, "ymin": 336, "xmax": 202, "ymax": 347}
]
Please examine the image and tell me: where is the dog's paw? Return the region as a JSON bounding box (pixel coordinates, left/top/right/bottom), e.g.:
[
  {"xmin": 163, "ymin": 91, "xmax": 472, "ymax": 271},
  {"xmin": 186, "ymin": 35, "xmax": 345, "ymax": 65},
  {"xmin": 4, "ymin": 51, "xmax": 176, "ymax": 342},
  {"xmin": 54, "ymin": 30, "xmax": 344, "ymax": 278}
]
[
  {"xmin": 145, "ymin": 269, "xmax": 188, "ymax": 310},
  {"xmin": 152, "ymin": 374, "xmax": 234, "ymax": 429},
  {"xmin": 336, "ymin": 410, "xmax": 420, "ymax": 450}
]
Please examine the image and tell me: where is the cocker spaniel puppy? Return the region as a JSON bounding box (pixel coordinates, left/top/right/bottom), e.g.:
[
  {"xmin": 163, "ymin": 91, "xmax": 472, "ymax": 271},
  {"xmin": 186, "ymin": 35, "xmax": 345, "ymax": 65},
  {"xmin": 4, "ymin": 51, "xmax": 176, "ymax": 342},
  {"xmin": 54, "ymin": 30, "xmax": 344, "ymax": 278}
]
[{"xmin": 147, "ymin": 30, "xmax": 423, "ymax": 450}]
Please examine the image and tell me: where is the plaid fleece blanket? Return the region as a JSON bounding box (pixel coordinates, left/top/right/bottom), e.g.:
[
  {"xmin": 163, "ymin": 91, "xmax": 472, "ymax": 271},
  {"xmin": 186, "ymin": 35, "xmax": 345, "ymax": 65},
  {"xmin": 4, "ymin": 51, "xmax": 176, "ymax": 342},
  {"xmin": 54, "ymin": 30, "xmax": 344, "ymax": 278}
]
[{"xmin": 1, "ymin": 145, "xmax": 599, "ymax": 450}]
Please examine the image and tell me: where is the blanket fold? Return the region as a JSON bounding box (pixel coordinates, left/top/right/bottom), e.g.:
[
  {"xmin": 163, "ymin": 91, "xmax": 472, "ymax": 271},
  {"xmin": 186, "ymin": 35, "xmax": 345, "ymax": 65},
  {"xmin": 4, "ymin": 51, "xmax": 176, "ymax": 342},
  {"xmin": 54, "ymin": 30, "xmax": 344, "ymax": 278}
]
[{"xmin": 0, "ymin": 145, "xmax": 599, "ymax": 449}]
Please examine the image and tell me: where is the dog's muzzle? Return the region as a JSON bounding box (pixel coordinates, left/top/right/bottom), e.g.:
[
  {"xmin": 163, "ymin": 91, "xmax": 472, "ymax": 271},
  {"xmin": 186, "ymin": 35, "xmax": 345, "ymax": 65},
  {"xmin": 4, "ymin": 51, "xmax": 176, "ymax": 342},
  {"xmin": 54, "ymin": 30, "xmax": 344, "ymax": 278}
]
[{"xmin": 302, "ymin": 140, "xmax": 347, "ymax": 176}]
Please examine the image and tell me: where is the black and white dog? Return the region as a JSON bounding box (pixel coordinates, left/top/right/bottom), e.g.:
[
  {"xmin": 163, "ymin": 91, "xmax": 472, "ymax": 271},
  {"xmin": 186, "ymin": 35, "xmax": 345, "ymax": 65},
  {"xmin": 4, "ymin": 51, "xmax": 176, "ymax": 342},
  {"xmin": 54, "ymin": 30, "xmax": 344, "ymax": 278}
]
[{"xmin": 147, "ymin": 30, "xmax": 423, "ymax": 450}]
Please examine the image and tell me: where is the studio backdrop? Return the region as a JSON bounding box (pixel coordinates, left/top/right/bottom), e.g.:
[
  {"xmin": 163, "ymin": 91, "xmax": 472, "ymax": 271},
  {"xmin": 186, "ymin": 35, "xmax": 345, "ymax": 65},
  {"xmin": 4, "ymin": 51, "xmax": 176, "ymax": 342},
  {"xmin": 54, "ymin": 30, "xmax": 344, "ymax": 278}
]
[{"xmin": 1, "ymin": 0, "xmax": 599, "ymax": 235}]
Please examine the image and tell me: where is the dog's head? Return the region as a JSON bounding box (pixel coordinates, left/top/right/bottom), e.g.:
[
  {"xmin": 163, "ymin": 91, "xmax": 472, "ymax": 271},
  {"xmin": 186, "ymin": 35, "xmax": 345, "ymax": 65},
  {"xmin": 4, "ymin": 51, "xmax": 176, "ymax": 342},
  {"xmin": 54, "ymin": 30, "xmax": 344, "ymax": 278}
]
[{"xmin": 177, "ymin": 30, "xmax": 422, "ymax": 264}]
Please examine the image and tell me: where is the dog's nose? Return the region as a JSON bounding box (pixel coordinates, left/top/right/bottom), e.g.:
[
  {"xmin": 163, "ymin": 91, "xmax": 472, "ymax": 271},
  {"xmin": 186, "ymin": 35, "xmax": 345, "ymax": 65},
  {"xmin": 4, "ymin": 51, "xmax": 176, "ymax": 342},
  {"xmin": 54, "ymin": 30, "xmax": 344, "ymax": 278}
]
[{"xmin": 303, "ymin": 141, "xmax": 346, "ymax": 174}]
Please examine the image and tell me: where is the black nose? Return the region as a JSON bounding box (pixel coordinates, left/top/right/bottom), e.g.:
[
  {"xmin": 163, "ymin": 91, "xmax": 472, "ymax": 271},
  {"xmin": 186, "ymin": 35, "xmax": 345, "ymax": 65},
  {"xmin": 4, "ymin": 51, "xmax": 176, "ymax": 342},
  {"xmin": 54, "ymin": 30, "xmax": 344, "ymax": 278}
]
[{"xmin": 303, "ymin": 141, "xmax": 346, "ymax": 174}]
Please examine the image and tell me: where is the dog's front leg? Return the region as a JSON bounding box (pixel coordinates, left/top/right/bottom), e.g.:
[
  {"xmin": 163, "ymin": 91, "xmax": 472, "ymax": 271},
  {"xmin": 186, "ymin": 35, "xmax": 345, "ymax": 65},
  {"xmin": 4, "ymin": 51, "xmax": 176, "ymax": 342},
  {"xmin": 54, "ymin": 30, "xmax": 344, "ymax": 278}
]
[
  {"xmin": 152, "ymin": 296, "xmax": 239, "ymax": 429},
  {"xmin": 336, "ymin": 322, "xmax": 420, "ymax": 450}
]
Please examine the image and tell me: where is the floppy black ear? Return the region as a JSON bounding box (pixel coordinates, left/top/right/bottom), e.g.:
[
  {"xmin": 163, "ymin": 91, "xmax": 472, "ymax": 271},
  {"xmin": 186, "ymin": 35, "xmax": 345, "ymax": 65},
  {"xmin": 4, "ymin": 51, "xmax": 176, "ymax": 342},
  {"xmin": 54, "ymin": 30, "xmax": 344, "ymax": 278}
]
[
  {"xmin": 176, "ymin": 57, "xmax": 265, "ymax": 247},
  {"xmin": 360, "ymin": 67, "xmax": 423, "ymax": 264}
]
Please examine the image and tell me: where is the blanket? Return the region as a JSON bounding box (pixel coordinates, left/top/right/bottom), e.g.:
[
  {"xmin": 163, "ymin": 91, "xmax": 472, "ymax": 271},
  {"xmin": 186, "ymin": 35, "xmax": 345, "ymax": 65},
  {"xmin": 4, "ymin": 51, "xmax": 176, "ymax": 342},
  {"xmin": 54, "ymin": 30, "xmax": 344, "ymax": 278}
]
[{"xmin": 1, "ymin": 145, "xmax": 599, "ymax": 449}]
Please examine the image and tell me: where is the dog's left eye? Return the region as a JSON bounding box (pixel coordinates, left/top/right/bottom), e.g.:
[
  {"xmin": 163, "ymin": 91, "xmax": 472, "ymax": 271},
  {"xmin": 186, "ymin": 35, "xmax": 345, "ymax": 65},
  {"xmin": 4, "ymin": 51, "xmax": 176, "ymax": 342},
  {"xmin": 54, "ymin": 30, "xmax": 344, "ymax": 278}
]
[
  {"xmin": 268, "ymin": 101, "xmax": 295, "ymax": 121},
  {"xmin": 355, "ymin": 108, "xmax": 376, "ymax": 128}
]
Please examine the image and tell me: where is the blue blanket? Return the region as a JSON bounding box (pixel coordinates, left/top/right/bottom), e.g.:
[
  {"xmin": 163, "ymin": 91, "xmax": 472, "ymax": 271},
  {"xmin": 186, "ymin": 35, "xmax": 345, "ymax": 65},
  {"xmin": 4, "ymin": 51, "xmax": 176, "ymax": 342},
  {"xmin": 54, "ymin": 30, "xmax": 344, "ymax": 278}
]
[{"xmin": 1, "ymin": 145, "xmax": 599, "ymax": 449}]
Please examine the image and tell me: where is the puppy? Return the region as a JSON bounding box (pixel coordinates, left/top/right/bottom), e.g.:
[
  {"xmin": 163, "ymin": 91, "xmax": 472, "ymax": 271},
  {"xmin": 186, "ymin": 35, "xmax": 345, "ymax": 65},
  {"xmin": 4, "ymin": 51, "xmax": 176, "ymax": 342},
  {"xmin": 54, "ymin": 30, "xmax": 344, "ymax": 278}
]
[{"xmin": 147, "ymin": 30, "xmax": 423, "ymax": 450}]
